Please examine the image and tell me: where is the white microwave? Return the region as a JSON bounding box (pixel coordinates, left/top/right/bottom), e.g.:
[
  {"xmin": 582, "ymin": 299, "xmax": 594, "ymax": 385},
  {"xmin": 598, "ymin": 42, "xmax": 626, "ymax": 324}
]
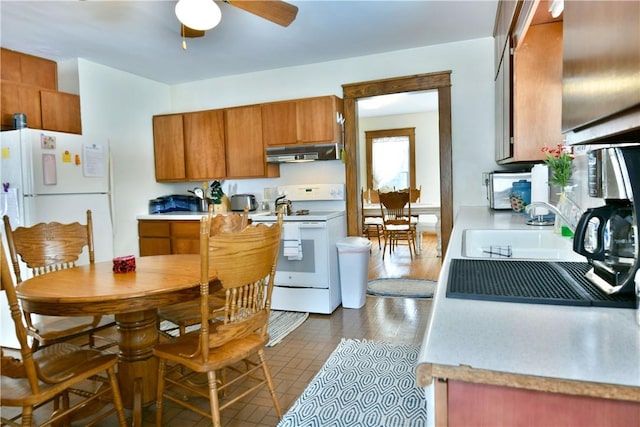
[{"xmin": 486, "ymin": 171, "xmax": 531, "ymax": 209}]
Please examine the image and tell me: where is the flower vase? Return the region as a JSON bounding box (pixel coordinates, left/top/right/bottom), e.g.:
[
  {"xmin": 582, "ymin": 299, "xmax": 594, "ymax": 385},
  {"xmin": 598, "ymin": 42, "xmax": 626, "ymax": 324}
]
[{"xmin": 554, "ymin": 186, "xmax": 574, "ymax": 237}]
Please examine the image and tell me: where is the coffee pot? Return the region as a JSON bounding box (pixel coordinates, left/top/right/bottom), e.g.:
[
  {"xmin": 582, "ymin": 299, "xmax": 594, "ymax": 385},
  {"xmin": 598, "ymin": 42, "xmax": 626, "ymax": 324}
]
[
  {"xmin": 275, "ymin": 195, "xmax": 292, "ymax": 216},
  {"xmin": 572, "ymin": 146, "xmax": 640, "ymax": 295}
]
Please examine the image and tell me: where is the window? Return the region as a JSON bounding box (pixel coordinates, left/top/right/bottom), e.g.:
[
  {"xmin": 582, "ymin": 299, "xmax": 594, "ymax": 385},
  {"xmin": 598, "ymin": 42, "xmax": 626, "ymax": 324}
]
[{"xmin": 365, "ymin": 128, "xmax": 416, "ymax": 191}]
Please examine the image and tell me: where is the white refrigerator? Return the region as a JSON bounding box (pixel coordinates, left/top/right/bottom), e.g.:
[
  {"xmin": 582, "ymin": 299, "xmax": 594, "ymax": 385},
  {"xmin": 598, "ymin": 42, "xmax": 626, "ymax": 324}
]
[{"xmin": 1, "ymin": 128, "xmax": 115, "ymax": 347}]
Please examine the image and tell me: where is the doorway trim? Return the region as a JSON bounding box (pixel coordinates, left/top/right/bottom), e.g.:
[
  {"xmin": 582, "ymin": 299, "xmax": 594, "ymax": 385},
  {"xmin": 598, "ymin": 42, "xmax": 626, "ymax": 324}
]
[{"xmin": 342, "ymin": 71, "xmax": 453, "ymax": 255}]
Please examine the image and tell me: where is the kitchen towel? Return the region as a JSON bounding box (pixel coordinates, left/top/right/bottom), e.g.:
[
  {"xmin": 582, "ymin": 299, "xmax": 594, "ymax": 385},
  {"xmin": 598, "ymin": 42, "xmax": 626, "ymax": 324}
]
[
  {"xmin": 530, "ymin": 164, "xmax": 549, "ymax": 215},
  {"xmin": 283, "ymin": 223, "xmax": 303, "ymax": 260}
]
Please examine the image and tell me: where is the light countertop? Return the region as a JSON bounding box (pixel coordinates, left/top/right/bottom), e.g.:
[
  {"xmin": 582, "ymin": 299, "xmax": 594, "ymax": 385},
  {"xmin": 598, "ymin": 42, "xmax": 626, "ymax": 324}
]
[
  {"xmin": 136, "ymin": 211, "xmax": 271, "ymax": 221},
  {"xmin": 417, "ymin": 206, "xmax": 640, "ymax": 397}
]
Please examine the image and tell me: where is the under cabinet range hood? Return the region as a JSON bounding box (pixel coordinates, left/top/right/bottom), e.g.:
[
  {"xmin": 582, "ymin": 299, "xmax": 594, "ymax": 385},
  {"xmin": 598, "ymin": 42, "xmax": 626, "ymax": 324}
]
[{"xmin": 266, "ymin": 143, "xmax": 342, "ymax": 163}]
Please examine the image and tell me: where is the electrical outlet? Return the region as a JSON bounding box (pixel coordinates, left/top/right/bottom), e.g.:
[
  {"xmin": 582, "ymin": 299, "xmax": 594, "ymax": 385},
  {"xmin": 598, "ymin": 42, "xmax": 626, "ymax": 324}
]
[{"xmin": 482, "ymin": 172, "xmax": 490, "ymax": 186}]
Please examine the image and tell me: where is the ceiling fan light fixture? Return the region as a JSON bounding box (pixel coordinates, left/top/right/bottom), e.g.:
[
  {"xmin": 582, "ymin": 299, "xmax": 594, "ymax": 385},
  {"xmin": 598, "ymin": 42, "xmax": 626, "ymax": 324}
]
[{"xmin": 175, "ymin": 0, "xmax": 222, "ymax": 31}]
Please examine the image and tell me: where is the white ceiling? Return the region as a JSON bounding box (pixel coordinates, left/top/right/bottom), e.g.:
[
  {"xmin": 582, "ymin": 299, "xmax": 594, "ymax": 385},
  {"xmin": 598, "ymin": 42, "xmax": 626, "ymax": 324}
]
[
  {"xmin": 1, "ymin": 1, "xmax": 496, "ymax": 118},
  {"xmin": 0, "ymin": 0, "xmax": 498, "ymax": 86}
]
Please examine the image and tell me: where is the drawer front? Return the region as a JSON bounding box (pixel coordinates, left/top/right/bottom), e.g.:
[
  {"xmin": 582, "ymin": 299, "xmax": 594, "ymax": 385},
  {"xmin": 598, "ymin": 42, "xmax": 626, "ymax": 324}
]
[
  {"xmin": 138, "ymin": 220, "xmax": 170, "ymax": 237},
  {"xmin": 171, "ymin": 221, "xmax": 200, "ymax": 237}
]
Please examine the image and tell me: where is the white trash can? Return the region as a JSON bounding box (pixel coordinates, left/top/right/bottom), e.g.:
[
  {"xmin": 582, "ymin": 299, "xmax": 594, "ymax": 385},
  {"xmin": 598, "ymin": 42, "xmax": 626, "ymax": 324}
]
[{"xmin": 336, "ymin": 237, "xmax": 372, "ymax": 309}]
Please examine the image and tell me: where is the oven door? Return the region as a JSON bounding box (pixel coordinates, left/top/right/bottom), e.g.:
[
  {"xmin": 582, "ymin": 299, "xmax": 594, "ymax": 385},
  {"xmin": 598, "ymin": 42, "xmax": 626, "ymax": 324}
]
[{"xmin": 274, "ymin": 221, "xmax": 329, "ymax": 289}]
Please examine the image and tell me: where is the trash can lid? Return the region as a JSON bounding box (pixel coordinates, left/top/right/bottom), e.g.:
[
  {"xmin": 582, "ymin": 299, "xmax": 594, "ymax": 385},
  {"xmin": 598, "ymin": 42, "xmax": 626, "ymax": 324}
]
[{"xmin": 336, "ymin": 236, "xmax": 372, "ymax": 250}]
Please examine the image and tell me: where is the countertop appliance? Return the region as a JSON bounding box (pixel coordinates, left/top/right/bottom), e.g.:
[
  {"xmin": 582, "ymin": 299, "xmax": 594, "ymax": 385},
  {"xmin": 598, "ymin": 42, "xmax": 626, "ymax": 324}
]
[
  {"xmin": 486, "ymin": 170, "xmax": 531, "ymax": 209},
  {"xmin": 0, "ymin": 128, "xmax": 114, "ymax": 347},
  {"xmin": 251, "ymin": 183, "xmax": 346, "ymax": 314},
  {"xmin": 573, "ymin": 145, "xmax": 640, "ymax": 295},
  {"xmin": 230, "ymin": 194, "xmax": 258, "ymax": 212}
]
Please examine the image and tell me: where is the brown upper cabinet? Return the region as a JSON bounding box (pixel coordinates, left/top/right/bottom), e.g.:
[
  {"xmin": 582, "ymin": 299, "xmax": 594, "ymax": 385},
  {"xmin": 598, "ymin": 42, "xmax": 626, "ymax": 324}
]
[
  {"xmin": 262, "ymin": 95, "xmax": 343, "ymax": 147},
  {"xmin": 153, "ymin": 110, "xmax": 226, "ymax": 182},
  {"xmin": 1, "ymin": 48, "xmax": 57, "ymax": 89},
  {"xmin": 40, "ymin": 90, "xmax": 82, "ymax": 134},
  {"xmin": 1, "ymin": 48, "xmax": 82, "ymax": 134},
  {"xmin": 153, "ymin": 106, "xmax": 278, "ymax": 182},
  {"xmin": 562, "ymin": 1, "xmax": 640, "ymax": 144},
  {"xmin": 225, "ymin": 104, "xmax": 279, "ymax": 179},
  {"xmin": 494, "ymin": 0, "xmax": 563, "ymax": 164}
]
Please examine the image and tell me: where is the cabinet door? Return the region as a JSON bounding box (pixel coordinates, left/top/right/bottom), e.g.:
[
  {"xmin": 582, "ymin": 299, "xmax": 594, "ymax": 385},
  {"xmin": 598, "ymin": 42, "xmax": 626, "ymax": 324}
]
[
  {"xmin": 262, "ymin": 101, "xmax": 297, "ymax": 146},
  {"xmin": 170, "ymin": 221, "xmax": 201, "ymax": 254},
  {"xmin": 139, "ymin": 237, "xmax": 172, "ymax": 256},
  {"xmin": 448, "ymin": 380, "xmax": 640, "ymax": 427},
  {"xmin": 562, "ymin": 1, "xmax": 640, "ymax": 134},
  {"xmin": 225, "ymin": 105, "xmax": 267, "ymax": 178},
  {"xmin": 138, "ymin": 220, "xmax": 171, "ymax": 256},
  {"xmin": 183, "ymin": 109, "xmax": 226, "ymax": 180},
  {"xmin": 493, "ymin": 1, "xmax": 520, "ymax": 78},
  {"xmin": 19, "ymin": 53, "xmax": 57, "ymax": 90},
  {"xmin": 512, "ymin": 22, "xmax": 562, "ymax": 161},
  {"xmin": 0, "ymin": 48, "xmax": 56, "ymax": 89},
  {"xmin": 0, "ymin": 81, "xmax": 43, "ymax": 130},
  {"xmin": 40, "ymin": 90, "xmax": 82, "ymax": 134},
  {"xmin": 297, "ymin": 96, "xmax": 341, "ymax": 143},
  {"xmin": 1, "ymin": 48, "xmax": 22, "ymax": 83},
  {"xmin": 153, "ymin": 114, "xmax": 186, "ymax": 181}
]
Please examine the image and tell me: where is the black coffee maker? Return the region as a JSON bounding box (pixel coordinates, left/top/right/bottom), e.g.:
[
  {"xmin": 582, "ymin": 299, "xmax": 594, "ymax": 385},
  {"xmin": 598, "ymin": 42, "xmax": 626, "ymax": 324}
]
[{"xmin": 573, "ymin": 145, "xmax": 640, "ymax": 295}]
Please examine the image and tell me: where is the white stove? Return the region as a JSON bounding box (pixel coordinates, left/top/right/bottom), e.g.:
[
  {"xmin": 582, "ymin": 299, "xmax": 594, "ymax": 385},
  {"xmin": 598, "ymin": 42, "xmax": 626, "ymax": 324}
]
[{"xmin": 251, "ymin": 184, "xmax": 347, "ymax": 314}]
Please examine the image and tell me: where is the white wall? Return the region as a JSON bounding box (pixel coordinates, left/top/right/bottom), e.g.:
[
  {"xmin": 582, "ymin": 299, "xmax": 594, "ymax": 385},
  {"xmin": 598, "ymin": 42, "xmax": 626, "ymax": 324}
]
[
  {"xmin": 74, "ymin": 60, "xmax": 182, "ymax": 258},
  {"xmin": 169, "ymin": 37, "xmax": 497, "ymax": 215},
  {"xmin": 74, "ymin": 37, "xmax": 496, "ymax": 256}
]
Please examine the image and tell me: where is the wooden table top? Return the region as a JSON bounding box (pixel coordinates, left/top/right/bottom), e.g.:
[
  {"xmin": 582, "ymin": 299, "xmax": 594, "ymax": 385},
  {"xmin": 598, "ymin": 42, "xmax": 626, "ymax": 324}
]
[{"xmin": 17, "ymin": 254, "xmax": 201, "ymax": 316}]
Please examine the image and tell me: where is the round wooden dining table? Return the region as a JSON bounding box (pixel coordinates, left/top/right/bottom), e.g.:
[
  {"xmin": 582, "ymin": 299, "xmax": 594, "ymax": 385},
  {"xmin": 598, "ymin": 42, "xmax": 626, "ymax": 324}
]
[{"xmin": 16, "ymin": 254, "xmax": 203, "ymax": 426}]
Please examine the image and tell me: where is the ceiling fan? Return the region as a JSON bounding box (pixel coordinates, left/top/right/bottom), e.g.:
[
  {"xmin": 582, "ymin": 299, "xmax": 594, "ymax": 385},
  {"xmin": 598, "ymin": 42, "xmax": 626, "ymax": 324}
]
[{"xmin": 177, "ymin": 0, "xmax": 299, "ymax": 39}]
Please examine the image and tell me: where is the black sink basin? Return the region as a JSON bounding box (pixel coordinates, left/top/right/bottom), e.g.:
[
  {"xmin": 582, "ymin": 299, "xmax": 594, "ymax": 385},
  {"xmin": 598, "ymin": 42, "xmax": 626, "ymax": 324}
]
[{"xmin": 447, "ymin": 259, "xmax": 636, "ymax": 309}]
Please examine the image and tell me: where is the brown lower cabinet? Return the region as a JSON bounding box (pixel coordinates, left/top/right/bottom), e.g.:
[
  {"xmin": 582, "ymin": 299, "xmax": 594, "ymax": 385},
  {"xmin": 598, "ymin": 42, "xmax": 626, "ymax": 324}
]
[
  {"xmin": 441, "ymin": 380, "xmax": 640, "ymax": 427},
  {"xmin": 138, "ymin": 220, "xmax": 200, "ymax": 256}
]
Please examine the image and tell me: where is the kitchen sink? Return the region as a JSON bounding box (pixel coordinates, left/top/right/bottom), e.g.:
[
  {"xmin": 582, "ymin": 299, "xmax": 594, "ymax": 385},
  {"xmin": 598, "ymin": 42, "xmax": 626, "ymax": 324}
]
[{"xmin": 462, "ymin": 228, "xmax": 583, "ymax": 261}]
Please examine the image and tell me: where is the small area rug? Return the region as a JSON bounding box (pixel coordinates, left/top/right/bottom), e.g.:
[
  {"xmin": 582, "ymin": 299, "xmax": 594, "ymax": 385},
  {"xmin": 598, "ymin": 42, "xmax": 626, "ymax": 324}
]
[
  {"xmin": 159, "ymin": 310, "xmax": 308, "ymax": 347},
  {"xmin": 277, "ymin": 338, "xmax": 428, "ymax": 427},
  {"xmin": 367, "ymin": 278, "xmax": 436, "ymax": 298}
]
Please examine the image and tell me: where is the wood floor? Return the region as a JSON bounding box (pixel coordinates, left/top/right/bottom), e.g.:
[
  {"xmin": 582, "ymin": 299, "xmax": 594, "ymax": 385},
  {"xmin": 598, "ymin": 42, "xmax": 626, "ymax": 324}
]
[
  {"xmin": 4, "ymin": 233, "xmax": 442, "ymax": 426},
  {"xmin": 368, "ymin": 231, "xmax": 442, "ymax": 281}
]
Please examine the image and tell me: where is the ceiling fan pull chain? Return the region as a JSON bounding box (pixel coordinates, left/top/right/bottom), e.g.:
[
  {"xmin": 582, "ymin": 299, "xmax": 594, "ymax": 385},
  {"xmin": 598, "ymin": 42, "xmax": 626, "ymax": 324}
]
[{"xmin": 181, "ymin": 24, "xmax": 188, "ymax": 50}]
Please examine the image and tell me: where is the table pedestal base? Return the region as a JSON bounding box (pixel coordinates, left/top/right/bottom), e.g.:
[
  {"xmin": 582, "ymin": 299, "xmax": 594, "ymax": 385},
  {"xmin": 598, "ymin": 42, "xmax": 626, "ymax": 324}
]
[{"xmin": 115, "ymin": 309, "xmax": 159, "ymax": 427}]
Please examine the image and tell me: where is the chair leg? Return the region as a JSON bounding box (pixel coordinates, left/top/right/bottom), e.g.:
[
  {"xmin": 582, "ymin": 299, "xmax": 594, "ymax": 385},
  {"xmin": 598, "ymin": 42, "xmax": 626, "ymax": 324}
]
[
  {"xmin": 156, "ymin": 360, "xmax": 166, "ymax": 427},
  {"xmin": 207, "ymin": 370, "xmax": 222, "ymax": 427},
  {"xmin": 259, "ymin": 351, "xmax": 282, "ymax": 419},
  {"xmin": 21, "ymin": 406, "xmax": 34, "ymax": 427},
  {"xmin": 107, "ymin": 366, "xmax": 128, "ymax": 427}
]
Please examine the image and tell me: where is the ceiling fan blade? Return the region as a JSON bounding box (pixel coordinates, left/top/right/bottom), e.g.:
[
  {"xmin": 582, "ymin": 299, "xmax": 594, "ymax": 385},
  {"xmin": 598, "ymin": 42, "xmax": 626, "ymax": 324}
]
[
  {"xmin": 181, "ymin": 25, "xmax": 205, "ymax": 38},
  {"xmin": 225, "ymin": 0, "xmax": 298, "ymax": 27}
]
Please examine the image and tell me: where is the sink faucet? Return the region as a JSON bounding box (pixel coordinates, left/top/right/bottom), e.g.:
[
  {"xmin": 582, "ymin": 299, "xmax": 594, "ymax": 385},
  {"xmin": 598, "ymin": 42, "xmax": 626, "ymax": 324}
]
[{"xmin": 525, "ymin": 200, "xmax": 581, "ymax": 233}]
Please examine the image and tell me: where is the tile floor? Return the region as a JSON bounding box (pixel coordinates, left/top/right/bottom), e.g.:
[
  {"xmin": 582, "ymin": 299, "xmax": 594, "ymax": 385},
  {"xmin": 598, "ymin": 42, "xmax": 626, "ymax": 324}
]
[
  {"xmin": 127, "ymin": 296, "xmax": 432, "ymax": 426},
  {"xmin": 3, "ymin": 235, "xmax": 438, "ymax": 426}
]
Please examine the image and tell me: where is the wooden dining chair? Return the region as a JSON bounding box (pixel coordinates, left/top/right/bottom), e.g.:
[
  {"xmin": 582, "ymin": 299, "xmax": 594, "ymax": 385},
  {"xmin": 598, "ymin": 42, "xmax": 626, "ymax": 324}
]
[
  {"xmin": 0, "ymin": 245, "xmax": 128, "ymax": 427},
  {"xmin": 361, "ymin": 188, "xmax": 382, "ymax": 249},
  {"xmin": 3, "ymin": 211, "xmax": 116, "ymax": 351},
  {"xmin": 157, "ymin": 206, "xmax": 251, "ymax": 337},
  {"xmin": 378, "ymin": 189, "xmax": 417, "ymax": 259},
  {"xmin": 153, "ymin": 211, "xmax": 283, "ymax": 427}
]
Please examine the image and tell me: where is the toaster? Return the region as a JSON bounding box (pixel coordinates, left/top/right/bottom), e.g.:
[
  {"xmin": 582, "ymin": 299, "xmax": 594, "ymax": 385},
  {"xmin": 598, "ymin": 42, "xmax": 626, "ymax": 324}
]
[{"xmin": 230, "ymin": 194, "xmax": 258, "ymax": 211}]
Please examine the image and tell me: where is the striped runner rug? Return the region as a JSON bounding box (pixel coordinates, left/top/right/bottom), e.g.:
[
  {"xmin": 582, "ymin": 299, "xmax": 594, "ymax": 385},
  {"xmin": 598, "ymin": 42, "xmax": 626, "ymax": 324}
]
[{"xmin": 277, "ymin": 338, "xmax": 428, "ymax": 427}]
